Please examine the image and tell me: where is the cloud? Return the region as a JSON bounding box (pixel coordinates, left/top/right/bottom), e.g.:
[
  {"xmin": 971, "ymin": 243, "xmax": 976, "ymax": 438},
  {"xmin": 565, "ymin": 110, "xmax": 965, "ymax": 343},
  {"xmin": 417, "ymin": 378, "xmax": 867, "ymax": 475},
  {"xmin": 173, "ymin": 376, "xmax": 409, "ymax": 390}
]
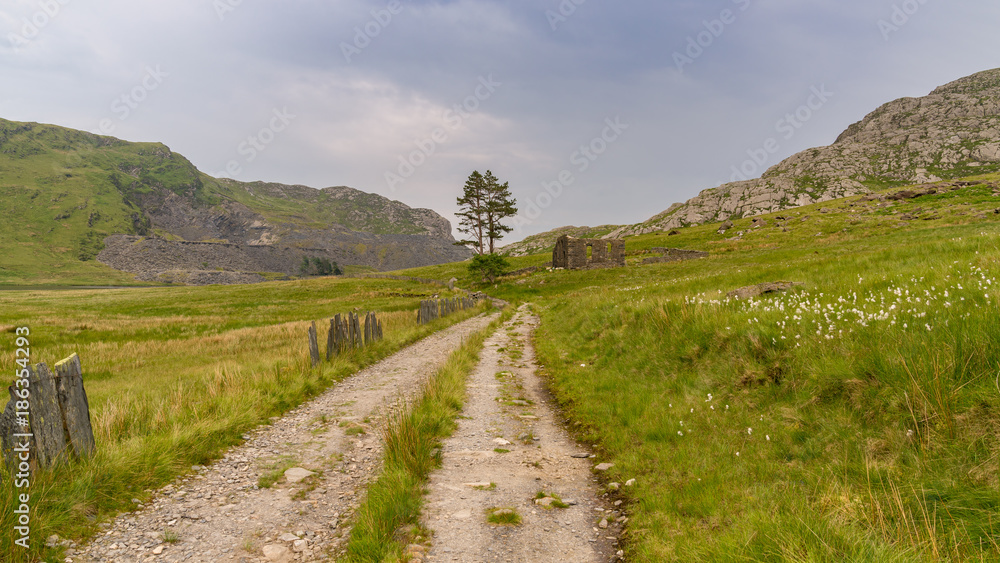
[{"xmin": 1, "ymin": 0, "xmax": 999, "ymax": 240}]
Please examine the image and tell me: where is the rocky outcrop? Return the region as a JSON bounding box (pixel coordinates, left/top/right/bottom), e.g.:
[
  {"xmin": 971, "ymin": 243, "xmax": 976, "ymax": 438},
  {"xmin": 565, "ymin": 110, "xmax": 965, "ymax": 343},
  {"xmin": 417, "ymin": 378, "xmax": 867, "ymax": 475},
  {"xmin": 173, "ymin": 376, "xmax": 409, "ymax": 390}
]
[
  {"xmin": 612, "ymin": 68, "xmax": 1000, "ymax": 237},
  {"xmin": 98, "ymin": 231, "xmax": 470, "ymax": 285}
]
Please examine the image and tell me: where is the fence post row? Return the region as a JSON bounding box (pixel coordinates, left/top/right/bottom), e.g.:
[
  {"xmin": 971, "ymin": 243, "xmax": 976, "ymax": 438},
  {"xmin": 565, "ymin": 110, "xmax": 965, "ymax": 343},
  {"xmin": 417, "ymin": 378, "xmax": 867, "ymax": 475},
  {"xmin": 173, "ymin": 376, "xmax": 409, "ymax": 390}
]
[
  {"xmin": 315, "ymin": 311, "xmax": 385, "ymax": 364},
  {"xmin": 417, "ymin": 295, "xmax": 483, "ymax": 325}
]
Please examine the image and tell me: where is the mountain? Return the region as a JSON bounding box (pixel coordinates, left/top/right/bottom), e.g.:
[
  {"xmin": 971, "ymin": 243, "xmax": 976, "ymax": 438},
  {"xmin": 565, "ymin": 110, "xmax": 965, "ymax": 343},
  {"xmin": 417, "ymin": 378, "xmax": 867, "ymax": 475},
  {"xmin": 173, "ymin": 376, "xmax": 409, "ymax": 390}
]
[
  {"xmin": 610, "ymin": 68, "xmax": 1000, "ymax": 237},
  {"xmin": 0, "ymin": 118, "xmax": 470, "ymax": 284}
]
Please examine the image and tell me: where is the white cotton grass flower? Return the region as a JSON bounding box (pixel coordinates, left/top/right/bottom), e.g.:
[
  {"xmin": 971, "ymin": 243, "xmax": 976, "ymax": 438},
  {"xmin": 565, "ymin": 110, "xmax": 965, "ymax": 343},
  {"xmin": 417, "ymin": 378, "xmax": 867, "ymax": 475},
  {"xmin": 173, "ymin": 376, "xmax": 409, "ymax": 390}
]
[{"xmin": 747, "ymin": 427, "xmax": 753, "ymax": 435}]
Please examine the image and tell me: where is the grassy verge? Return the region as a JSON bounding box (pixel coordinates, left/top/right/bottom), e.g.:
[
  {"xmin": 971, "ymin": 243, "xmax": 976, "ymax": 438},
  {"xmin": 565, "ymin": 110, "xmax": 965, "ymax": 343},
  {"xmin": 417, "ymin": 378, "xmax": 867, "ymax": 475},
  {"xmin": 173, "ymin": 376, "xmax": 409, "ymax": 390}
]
[
  {"xmin": 341, "ymin": 308, "xmax": 512, "ymax": 562},
  {"xmin": 0, "ymin": 277, "xmax": 486, "ymax": 561},
  {"xmin": 530, "ymin": 225, "xmax": 1000, "ymax": 561}
]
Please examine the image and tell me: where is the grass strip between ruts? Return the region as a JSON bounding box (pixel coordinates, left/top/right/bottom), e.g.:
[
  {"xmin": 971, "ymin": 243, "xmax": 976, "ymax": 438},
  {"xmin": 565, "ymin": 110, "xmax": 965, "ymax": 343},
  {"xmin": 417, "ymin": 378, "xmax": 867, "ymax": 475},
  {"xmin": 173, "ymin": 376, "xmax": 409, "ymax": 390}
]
[{"xmin": 341, "ymin": 306, "xmax": 514, "ymax": 562}]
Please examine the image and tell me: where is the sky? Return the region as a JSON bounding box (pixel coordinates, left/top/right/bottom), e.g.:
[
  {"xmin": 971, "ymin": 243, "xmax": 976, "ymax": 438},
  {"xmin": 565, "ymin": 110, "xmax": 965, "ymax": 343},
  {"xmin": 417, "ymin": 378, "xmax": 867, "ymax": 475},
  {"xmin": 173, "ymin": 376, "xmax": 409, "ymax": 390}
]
[{"xmin": 2, "ymin": 1, "xmax": 999, "ymax": 244}]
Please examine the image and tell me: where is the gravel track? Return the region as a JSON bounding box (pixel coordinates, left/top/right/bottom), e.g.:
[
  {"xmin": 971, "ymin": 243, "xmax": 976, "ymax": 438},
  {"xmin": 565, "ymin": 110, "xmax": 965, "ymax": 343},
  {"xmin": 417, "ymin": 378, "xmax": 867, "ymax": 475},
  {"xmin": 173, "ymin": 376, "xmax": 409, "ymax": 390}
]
[
  {"xmin": 418, "ymin": 305, "xmax": 621, "ymax": 563},
  {"xmin": 71, "ymin": 312, "xmax": 498, "ymax": 563}
]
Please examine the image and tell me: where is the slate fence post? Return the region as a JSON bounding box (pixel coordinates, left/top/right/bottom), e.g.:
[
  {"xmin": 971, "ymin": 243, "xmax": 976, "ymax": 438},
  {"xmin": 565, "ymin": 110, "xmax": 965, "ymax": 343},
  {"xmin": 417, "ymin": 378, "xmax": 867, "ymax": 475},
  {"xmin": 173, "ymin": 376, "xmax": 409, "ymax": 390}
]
[
  {"xmin": 317, "ymin": 311, "xmax": 385, "ymax": 363},
  {"xmin": 1, "ymin": 353, "xmax": 95, "ymax": 470}
]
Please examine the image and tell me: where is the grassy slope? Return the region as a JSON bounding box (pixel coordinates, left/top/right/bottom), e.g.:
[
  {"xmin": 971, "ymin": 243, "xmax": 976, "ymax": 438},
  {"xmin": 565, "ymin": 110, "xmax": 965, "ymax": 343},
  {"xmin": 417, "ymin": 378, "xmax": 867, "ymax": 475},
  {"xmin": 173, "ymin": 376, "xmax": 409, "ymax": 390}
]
[
  {"xmin": 215, "ymin": 180, "xmax": 436, "ymax": 236},
  {"xmin": 0, "ymin": 276, "xmax": 481, "ymax": 561},
  {"xmin": 394, "ymin": 173, "xmax": 1000, "ymax": 561}
]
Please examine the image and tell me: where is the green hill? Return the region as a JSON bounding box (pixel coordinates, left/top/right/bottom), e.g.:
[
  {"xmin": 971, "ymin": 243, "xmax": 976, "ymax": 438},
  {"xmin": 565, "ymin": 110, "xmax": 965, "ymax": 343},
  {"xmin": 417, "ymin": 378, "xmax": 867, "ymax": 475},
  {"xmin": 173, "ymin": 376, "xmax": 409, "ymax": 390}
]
[{"xmin": 0, "ymin": 118, "xmax": 468, "ymax": 285}]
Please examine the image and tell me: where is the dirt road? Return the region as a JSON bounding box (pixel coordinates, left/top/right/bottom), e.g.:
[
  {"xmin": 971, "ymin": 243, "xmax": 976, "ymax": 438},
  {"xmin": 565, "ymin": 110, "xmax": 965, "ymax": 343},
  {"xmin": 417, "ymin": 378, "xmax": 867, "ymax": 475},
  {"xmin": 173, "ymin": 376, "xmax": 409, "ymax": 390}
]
[
  {"xmin": 419, "ymin": 305, "xmax": 621, "ymax": 562},
  {"xmin": 72, "ymin": 312, "xmax": 498, "ymax": 563}
]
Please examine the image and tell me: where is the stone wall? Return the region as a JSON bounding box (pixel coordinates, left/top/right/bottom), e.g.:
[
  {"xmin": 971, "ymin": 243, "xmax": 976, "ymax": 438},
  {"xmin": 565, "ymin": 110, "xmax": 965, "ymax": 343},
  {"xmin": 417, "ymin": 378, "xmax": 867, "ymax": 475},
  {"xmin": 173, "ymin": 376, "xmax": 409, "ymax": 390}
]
[
  {"xmin": 552, "ymin": 236, "xmax": 625, "ymax": 270},
  {"xmin": 641, "ymin": 247, "xmax": 708, "ymax": 265}
]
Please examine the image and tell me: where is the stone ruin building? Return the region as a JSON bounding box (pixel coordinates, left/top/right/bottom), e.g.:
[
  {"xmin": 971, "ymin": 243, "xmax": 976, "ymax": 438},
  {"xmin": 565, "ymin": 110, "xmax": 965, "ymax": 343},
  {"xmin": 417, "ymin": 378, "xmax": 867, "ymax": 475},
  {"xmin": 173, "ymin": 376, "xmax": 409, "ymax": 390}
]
[{"xmin": 552, "ymin": 235, "xmax": 625, "ymax": 270}]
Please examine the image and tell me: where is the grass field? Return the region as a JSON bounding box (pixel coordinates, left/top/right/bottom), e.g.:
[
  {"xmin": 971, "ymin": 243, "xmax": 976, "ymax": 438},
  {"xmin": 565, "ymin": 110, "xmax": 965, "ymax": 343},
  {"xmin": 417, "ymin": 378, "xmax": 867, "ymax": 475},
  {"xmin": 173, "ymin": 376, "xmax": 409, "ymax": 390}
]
[
  {"xmin": 0, "ymin": 276, "xmax": 484, "ymax": 561},
  {"xmin": 4, "ymin": 172, "xmax": 1000, "ymax": 561},
  {"xmin": 390, "ymin": 175, "xmax": 1000, "ymax": 561}
]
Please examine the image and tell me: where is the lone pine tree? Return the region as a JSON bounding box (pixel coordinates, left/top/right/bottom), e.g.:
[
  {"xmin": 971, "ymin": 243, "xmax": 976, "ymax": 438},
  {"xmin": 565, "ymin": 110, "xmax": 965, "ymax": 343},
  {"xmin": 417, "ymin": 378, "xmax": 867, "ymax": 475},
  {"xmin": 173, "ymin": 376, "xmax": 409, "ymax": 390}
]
[{"xmin": 455, "ymin": 169, "xmax": 517, "ymax": 255}]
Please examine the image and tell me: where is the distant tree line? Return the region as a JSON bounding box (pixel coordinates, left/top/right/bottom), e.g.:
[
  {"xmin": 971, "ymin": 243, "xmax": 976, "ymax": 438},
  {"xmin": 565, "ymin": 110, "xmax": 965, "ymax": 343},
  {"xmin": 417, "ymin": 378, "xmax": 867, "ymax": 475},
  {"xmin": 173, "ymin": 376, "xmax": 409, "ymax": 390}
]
[{"xmin": 300, "ymin": 256, "xmax": 342, "ymax": 276}]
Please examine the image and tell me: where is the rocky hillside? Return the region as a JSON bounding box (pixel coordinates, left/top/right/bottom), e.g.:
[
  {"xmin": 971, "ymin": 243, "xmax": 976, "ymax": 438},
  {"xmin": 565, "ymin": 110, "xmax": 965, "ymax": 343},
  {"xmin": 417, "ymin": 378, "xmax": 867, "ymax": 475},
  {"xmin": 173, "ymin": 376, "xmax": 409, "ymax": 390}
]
[
  {"xmin": 0, "ymin": 118, "xmax": 470, "ymax": 284},
  {"xmin": 611, "ymin": 68, "xmax": 1000, "ymax": 237},
  {"xmin": 500, "ymin": 225, "xmax": 622, "ymax": 257}
]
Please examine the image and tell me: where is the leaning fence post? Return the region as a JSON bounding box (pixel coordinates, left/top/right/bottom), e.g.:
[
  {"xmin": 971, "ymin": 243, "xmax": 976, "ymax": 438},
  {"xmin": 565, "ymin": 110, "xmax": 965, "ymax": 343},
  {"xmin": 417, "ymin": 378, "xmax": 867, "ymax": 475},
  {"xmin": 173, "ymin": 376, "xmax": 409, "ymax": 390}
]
[
  {"xmin": 54, "ymin": 354, "xmax": 95, "ymax": 459},
  {"xmin": 327, "ymin": 318, "xmax": 336, "ymax": 360},
  {"xmin": 338, "ymin": 314, "xmax": 347, "ymax": 353},
  {"xmin": 364, "ymin": 313, "xmax": 371, "ymax": 345},
  {"xmin": 308, "ymin": 322, "xmax": 320, "ymax": 367}
]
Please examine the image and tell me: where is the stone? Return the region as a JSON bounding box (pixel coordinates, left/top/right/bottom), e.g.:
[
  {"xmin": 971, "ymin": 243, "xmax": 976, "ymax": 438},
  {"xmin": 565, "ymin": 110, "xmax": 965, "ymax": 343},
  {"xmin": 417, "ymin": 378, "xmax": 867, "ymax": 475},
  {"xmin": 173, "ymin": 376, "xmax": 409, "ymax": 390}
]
[
  {"xmin": 292, "ymin": 539, "xmax": 308, "ymax": 552},
  {"xmin": 406, "ymin": 544, "xmax": 428, "ymax": 554},
  {"xmin": 571, "ymin": 453, "xmax": 591, "ymax": 458},
  {"xmin": 599, "ymin": 518, "xmax": 609, "ymax": 529},
  {"xmin": 727, "ymin": 281, "xmax": 803, "ymax": 300},
  {"xmin": 492, "ymin": 438, "xmax": 511, "ymax": 446},
  {"xmin": 594, "ymin": 463, "xmax": 615, "ymax": 472},
  {"xmin": 283, "ymin": 468, "xmax": 314, "ymax": 484},
  {"xmin": 152, "ymin": 545, "xmax": 164, "ymax": 555},
  {"xmin": 278, "ymin": 533, "xmax": 300, "ymax": 542},
  {"xmin": 625, "ymin": 478, "xmax": 636, "ymax": 487},
  {"xmin": 534, "ymin": 497, "xmax": 555, "ymax": 507},
  {"xmin": 262, "ymin": 544, "xmax": 291, "ymax": 562}
]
